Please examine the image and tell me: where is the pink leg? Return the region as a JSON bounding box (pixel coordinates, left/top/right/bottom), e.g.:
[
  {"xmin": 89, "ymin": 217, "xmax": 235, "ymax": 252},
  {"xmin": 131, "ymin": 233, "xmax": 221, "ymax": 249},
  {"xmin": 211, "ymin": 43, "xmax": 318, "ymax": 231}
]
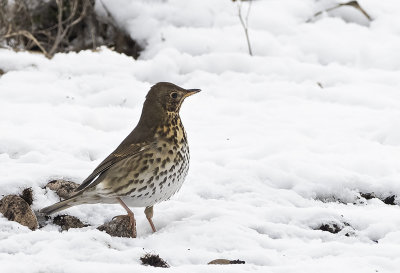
[
  {"xmin": 144, "ymin": 206, "xmax": 157, "ymax": 233},
  {"xmin": 117, "ymin": 197, "xmax": 137, "ymax": 238}
]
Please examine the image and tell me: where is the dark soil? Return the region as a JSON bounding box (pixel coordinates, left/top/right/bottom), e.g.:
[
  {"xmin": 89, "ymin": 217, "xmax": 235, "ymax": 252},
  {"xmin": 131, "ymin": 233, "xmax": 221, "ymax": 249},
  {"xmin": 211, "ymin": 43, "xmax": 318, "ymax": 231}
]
[
  {"xmin": 0, "ymin": 195, "xmax": 38, "ymax": 230},
  {"xmin": 208, "ymin": 259, "xmax": 246, "ymax": 265},
  {"xmin": 383, "ymin": 195, "xmax": 396, "ymax": 205},
  {"xmin": 46, "ymin": 179, "xmax": 79, "ymax": 199},
  {"xmin": 359, "ymin": 192, "xmax": 397, "ymax": 205},
  {"xmin": 53, "ymin": 214, "xmax": 88, "ymax": 231},
  {"xmin": 140, "ymin": 253, "xmax": 169, "ymax": 268},
  {"xmin": 20, "ymin": 188, "xmax": 33, "ymax": 205},
  {"xmin": 360, "ymin": 192, "xmax": 375, "ymax": 200},
  {"xmin": 317, "ymin": 223, "xmax": 342, "ymax": 234},
  {"xmin": 97, "ymin": 215, "xmax": 134, "ymax": 238},
  {"xmin": 230, "ymin": 259, "xmax": 245, "ymax": 264},
  {"xmin": 0, "ymin": 0, "xmax": 142, "ymax": 58}
]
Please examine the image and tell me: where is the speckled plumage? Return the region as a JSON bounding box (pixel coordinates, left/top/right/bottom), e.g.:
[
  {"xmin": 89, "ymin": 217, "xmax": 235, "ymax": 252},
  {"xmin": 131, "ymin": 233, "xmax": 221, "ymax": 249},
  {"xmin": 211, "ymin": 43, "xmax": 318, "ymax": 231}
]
[
  {"xmin": 41, "ymin": 82, "xmax": 200, "ymax": 237},
  {"xmin": 95, "ymin": 113, "xmax": 190, "ymax": 207}
]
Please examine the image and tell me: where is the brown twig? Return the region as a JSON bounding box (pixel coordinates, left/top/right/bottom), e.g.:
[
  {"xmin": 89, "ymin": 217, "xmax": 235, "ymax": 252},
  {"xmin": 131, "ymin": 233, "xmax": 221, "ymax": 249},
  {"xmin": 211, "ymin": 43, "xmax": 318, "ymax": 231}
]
[
  {"xmin": 48, "ymin": 0, "xmax": 90, "ymax": 56},
  {"xmin": 4, "ymin": 30, "xmax": 49, "ymax": 56},
  {"xmin": 307, "ymin": 0, "xmax": 372, "ymax": 23},
  {"xmin": 0, "ymin": 0, "xmax": 141, "ymax": 58},
  {"xmin": 340, "ymin": 1, "xmax": 372, "ymax": 21},
  {"xmin": 237, "ymin": 0, "xmax": 253, "ymax": 56},
  {"xmin": 48, "ymin": 0, "xmax": 64, "ymax": 56}
]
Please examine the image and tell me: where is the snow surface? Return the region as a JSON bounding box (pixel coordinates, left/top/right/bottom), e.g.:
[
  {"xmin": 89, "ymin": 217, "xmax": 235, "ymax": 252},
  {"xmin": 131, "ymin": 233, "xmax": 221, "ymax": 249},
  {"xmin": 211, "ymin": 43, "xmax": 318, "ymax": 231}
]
[{"xmin": 1, "ymin": 0, "xmax": 400, "ymax": 272}]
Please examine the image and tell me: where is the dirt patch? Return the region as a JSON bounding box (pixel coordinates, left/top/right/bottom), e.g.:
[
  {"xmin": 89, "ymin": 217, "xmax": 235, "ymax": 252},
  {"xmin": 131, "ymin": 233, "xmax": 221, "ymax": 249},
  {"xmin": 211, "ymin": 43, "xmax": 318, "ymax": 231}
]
[
  {"xmin": 0, "ymin": 0, "xmax": 142, "ymax": 58},
  {"xmin": 208, "ymin": 259, "xmax": 246, "ymax": 265},
  {"xmin": 45, "ymin": 179, "xmax": 79, "ymax": 199},
  {"xmin": 383, "ymin": 195, "xmax": 396, "ymax": 205},
  {"xmin": 20, "ymin": 188, "xmax": 33, "ymax": 206},
  {"xmin": 53, "ymin": 214, "xmax": 88, "ymax": 231},
  {"xmin": 97, "ymin": 215, "xmax": 134, "ymax": 238},
  {"xmin": 140, "ymin": 253, "xmax": 169, "ymax": 268},
  {"xmin": 0, "ymin": 195, "xmax": 38, "ymax": 230},
  {"xmin": 359, "ymin": 192, "xmax": 397, "ymax": 205},
  {"xmin": 318, "ymin": 223, "xmax": 342, "ymax": 234},
  {"xmin": 230, "ymin": 259, "xmax": 246, "ymax": 264}
]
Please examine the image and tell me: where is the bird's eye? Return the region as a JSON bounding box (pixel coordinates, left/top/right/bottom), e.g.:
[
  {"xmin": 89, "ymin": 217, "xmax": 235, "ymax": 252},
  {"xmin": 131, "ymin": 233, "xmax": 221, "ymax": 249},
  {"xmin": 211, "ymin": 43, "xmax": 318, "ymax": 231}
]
[{"xmin": 170, "ymin": 92, "xmax": 178, "ymax": 99}]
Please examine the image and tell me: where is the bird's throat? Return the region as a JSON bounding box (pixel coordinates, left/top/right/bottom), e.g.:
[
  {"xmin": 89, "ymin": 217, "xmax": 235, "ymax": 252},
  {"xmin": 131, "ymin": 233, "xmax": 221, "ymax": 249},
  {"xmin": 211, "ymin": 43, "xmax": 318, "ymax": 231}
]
[{"xmin": 136, "ymin": 99, "xmax": 185, "ymax": 144}]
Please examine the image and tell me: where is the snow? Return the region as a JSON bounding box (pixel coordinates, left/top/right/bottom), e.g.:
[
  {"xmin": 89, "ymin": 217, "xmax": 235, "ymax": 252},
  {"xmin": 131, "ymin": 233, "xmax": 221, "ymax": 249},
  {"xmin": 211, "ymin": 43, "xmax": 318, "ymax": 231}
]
[{"xmin": 1, "ymin": 0, "xmax": 400, "ymax": 272}]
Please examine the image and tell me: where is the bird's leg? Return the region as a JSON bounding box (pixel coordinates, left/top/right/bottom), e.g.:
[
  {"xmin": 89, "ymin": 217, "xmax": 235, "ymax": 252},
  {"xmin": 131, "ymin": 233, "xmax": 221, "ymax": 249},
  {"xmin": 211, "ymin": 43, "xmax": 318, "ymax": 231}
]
[
  {"xmin": 144, "ymin": 206, "xmax": 157, "ymax": 233},
  {"xmin": 116, "ymin": 197, "xmax": 137, "ymax": 238}
]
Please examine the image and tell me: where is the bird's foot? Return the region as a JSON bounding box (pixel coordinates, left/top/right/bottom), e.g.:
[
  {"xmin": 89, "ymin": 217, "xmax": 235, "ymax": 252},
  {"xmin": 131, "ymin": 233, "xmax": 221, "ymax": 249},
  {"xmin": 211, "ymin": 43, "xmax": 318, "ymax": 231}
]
[
  {"xmin": 127, "ymin": 212, "xmax": 137, "ymax": 238},
  {"xmin": 112, "ymin": 215, "xmax": 126, "ymax": 221},
  {"xmin": 111, "ymin": 214, "xmax": 137, "ymax": 238}
]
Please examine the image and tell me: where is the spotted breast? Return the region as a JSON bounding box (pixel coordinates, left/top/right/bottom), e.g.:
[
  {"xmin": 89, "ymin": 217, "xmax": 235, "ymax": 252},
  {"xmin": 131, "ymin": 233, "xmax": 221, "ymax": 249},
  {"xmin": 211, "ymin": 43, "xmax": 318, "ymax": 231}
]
[{"xmin": 95, "ymin": 113, "xmax": 190, "ymax": 207}]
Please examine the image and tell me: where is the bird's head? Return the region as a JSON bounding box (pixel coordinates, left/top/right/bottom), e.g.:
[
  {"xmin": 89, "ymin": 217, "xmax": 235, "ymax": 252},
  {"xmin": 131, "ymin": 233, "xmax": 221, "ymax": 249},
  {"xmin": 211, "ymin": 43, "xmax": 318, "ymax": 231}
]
[{"xmin": 146, "ymin": 82, "xmax": 201, "ymax": 113}]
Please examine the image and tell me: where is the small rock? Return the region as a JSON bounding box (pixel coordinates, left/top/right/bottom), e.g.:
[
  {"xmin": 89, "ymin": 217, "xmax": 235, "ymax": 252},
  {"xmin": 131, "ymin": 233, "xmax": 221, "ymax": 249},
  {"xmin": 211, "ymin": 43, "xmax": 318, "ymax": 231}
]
[
  {"xmin": 45, "ymin": 179, "xmax": 79, "ymax": 199},
  {"xmin": 0, "ymin": 195, "xmax": 38, "ymax": 230},
  {"xmin": 208, "ymin": 259, "xmax": 245, "ymax": 265},
  {"xmin": 53, "ymin": 215, "xmax": 88, "ymax": 231},
  {"xmin": 140, "ymin": 253, "xmax": 169, "ymax": 268},
  {"xmin": 20, "ymin": 188, "xmax": 33, "ymax": 205},
  {"xmin": 97, "ymin": 215, "xmax": 134, "ymax": 238},
  {"xmin": 0, "ymin": 68, "xmax": 4, "ymax": 75}
]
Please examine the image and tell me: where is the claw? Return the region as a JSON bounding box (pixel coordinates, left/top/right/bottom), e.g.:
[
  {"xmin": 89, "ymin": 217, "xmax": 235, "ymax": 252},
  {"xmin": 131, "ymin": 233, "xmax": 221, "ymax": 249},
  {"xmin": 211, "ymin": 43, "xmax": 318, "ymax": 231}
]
[{"xmin": 116, "ymin": 197, "xmax": 137, "ymax": 238}]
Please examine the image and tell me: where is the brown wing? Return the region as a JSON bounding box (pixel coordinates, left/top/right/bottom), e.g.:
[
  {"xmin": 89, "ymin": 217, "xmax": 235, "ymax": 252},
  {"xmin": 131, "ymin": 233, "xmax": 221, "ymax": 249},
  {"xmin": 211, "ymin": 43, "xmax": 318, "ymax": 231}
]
[{"xmin": 75, "ymin": 142, "xmax": 152, "ymax": 192}]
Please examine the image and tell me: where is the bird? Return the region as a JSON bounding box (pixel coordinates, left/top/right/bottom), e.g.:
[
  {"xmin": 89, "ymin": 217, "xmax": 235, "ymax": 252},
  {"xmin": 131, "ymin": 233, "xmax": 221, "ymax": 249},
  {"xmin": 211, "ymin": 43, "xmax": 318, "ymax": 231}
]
[{"xmin": 40, "ymin": 82, "xmax": 200, "ymax": 237}]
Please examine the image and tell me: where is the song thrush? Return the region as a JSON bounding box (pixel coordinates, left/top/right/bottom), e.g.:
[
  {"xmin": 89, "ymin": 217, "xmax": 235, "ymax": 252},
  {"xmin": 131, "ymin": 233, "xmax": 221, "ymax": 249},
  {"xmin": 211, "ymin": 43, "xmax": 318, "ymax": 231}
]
[{"xmin": 41, "ymin": 82, "xmax": 200, "ymax": 237}]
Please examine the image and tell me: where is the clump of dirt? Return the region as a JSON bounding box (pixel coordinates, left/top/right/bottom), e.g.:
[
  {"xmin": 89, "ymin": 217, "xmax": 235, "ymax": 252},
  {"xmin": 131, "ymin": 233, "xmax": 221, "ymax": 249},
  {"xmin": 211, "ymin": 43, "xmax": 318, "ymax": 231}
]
[
  {"xmin": 0, "ymin": 195, "xmax": 38, "ymax": 230},
  {"xmin": 208, "ymin": 259, "xmax": 246, "ymax": 265},
  {"xmin": 20, "ymin": 188, "xmax": 33, "ymax": 206},
  {"xmin": 45, "ymin": 179, "xmax": 79, "ymax": 199},
  {"xmin": 97, "ymin": 215, "xmax": 135, "ymax": 238},
  {"xmin": 318, "ymin": 223, "xmax": 342, "ymax": 234},
  {"xmin": 383, "ymin": 195, "xmax": 396, "ymax": 205},
  {"xmin": 316, "ymin": 220, "xmax": 356, "ymax": 236},
  {"xmin": 53, "ymin": 214, "xmax": 88, "ymax": 231},
  {"xmin": 359, "ymin": 192, "xmax": 397, "ymax": 205},
  {"xmin": 230, "ymin": 259, "xmax": 245, "ymax": 264},
  {"xmin": 360, "ymin": 192, "xmax": 375, "ymax": 200},
  {"xmin": 0, "ymin": 0, "xmax": 142, "ymax": 58},
  {"xmin": 140, "ymin": 253, "xmax": 169, "ymax": 268}
]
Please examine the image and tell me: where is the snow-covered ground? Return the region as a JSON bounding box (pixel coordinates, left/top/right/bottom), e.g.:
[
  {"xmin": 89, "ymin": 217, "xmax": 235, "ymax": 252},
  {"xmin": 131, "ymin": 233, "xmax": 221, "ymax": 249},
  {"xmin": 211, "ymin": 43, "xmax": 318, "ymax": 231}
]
[{"xmin": 1, "ymin": 0, "xmax": 400, "ymax": 272}]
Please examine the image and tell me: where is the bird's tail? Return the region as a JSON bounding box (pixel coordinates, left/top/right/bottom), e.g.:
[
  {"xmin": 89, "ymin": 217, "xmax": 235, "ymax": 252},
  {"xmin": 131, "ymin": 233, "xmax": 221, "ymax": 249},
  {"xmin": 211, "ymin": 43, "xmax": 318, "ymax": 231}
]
[{"xmin": 40, "ymin": 197, "xmax": 77, "ymax": 215}]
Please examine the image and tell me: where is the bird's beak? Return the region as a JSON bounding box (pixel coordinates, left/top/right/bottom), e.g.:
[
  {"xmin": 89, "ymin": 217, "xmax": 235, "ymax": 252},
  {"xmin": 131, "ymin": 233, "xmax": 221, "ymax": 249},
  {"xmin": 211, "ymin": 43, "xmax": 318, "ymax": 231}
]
[{"xmin": 185, "ymin": 89, "xmax": 201, "ymax": 97}]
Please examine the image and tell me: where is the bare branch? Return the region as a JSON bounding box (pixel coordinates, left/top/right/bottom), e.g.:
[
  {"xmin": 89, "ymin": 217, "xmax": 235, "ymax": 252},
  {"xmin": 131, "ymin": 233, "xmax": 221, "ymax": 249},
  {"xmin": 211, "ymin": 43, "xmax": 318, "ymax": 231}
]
[
  {"xmin": 0, "ymin": 0, "xmax": 142, "ymax": 58},
  {"xmin": 237, "ymin": 0, "xmax": 253, "ymax": 56},
  {"xmin": 340, "ymin": 1, "xmax": 372, "ymax": 21},
  {"xmin": 49, "ymin": 0, "xmax": 90, "ymax": 56},
  {"xmin": 4, "ymin": 30, "xmax": 49, "ymax": 56},
  {"xmin": 307, "ymin": 0, "xmax": 372, "ymax": 23},
  {"xmin": 48, "ymin": 0, "xmax": 64, "ymax": 56}
]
